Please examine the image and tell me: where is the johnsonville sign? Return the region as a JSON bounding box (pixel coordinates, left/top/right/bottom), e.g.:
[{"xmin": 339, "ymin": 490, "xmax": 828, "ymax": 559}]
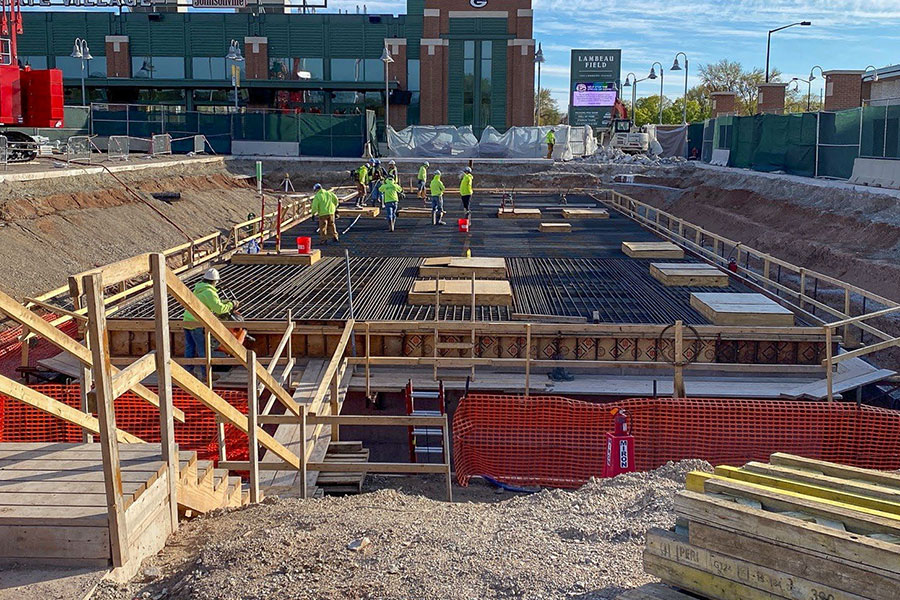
[{"xmin": 569, "ymin": 48, "xmax": 621, "ymax": 129}]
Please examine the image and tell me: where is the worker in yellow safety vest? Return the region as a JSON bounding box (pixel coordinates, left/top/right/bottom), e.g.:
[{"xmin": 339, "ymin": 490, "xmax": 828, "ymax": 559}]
[
  {"xmin": 182, "ymin": 268, "xmax": 238, "ymax": 379},
  {"xmin": 429, "ymin": 170, "xmax": 446, "ymax": 226},
  {"xmin": 417, "ymin": 161, "xmax": 430, "ymax": 201},
  {"xmin": 459, "ymin": 166, "xmax": 474, "ymax": 216},
  {"xmin": 311, "ymin": 183, "xmax": 339, "ymax": 244},
  {"xmin": 355, "ymin": 162, "xmax": 369, "ymax": 208},
  {"xmin": 545, "ymin": 129, "xmax": 556, "ymax": 159},
  {"xmin": 379, "ymin": 175, "xmax": 403, "ymax": 232}
]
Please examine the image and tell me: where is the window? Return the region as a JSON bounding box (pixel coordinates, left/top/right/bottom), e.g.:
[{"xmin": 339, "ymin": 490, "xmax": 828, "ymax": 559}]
[
  {"xmin": 55, "ymin": 56, "xmax": 84, "ymax": 78},
  {"xmin": 132, "ymin": 57, "xmax": 185, "ymax": 79},
  {"xmin": 480, "ymin": 41, "xmax": 492, "ymax": 129},
  {"xmin": 463, "ymin": 41, "xmax": 475, "ymax": 126},
  {"xmin": 193, "ymin": 57, "xmax": 227, "ymax": 80},
  {"xmin": 20, "ymin": 56, "xmax": 48, "ymax": 69},
  {"xmin": 269, "ymin": 57, "xmax": 324, "ymax": 81},
  {"xmin": 407, "ymin": 59, "xmax": 420, "ymax": 92},
  {"xmin": 135, "ymin": 88, "xmax": 186, "ymax": 104},
  {"xmin": 363, "ymin": 58, "xmax": 384, "ymax": 82},
  {"xmin": 88, "ymin": 57, "xmax": 107, "ymax": 78},
  {"xmin": 63, "ymin": 86, "xmax": 106, "ymax": 105},
  {"xmin": 192, "ymin": 89, "xmax": 231, "ymax": 104},
  {"xmin": 459, "ymin": 40, "xmax": 493, "ymax": 130},
  {"xmin": 331, "ymin": 58, "xmax": 360, "ymax": 81}
]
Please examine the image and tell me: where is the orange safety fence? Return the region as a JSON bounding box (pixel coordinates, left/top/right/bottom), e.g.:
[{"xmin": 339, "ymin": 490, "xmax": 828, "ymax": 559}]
[
  {"xmin": 453, "ymin": 395, "xmax": 900, "ymax": 489},
  {"xmin": 0, "ymin": 314, "xmax": 80, "ymax": 378},
  {"xmin": 0, "ymin": 383, "xmax": 249, "ymax": 463}
]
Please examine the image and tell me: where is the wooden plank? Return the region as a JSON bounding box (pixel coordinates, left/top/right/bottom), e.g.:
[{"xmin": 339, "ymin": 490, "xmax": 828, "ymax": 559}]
[
  {"xmin": 769, "ymin": 454, "xmax": 900, "ymax": 490},
  {"xmin": 616, "ymin": 583, "xmax": 699, "ymax": 600},
  {"xmin": 22, "ymin": 297, "xmax": 88, "ymax": 323},
  {"xmin": 497, "ymin": 208, "xmax": 542, "ymax": 218},
  {"xmin": 675, "ymin": 490, "xmax": 900, "ymax": 575},
  {"xmin": 691, "ymin": 293, "xmax": 795, "ymax": 326},
  {"xmin": 408, "ymin": 280, "xmax": 513, "ymax": 307},
  {"xmin": 84, "ymin": 272, "xmax": 128, "ymax": 568},
  {"xmin": 741, "ymin": 462, "xmax": 900, "ymax": 504},
  {"xmin": 650, "ymin": 263, "xmax": 730, "ymax": 288},
  {"xmin": 337, "ymin": 206, "xmax": 380, "ymax": 217},
  {"xmin": 0, "ymin": 375, "xmax": 143, "ymax": 444},
  {"xmin": 0, "ymin": 525, "xmax": 111, "ymax": 560},
  {"xmin": 643, "ymin": 551, "xmax": 782, "ymax": 600},
  {"xmin": 419, "ymin": 257, "xmax": 508, "ymax": 279},
  {"xmin": 305, "ymin": 462, "xmax": 446, "ymax": 474},
  {"xmin": 231, "ymin": 250, "xmax": 321, "ymax": 266},
  {"xmin": 0, "ymin": 480, "xmax": 145, "ymax": 494},
  {"xmin": 247, "ymin": 349, "xmax": 260, "ymax": 504},
  {"xmin": 109, "ymin": 352, "xmax": 157, "ymax": 400},
  {"xmin": 68, "ymin": 253, "xmax": 151, "ymax": 299},
  {"xmin": 164, "ymin": 269, "xmax": 301, "ymax": 416},
  {"xmin": 538, "ymin": 222, "xmax": 572, "ymax": 233},
  {"xmin": 621, "ymin": 241, "xmax": 684, "ymax": 259},
  {"xmin": 305, "ymin": 415, "xmax": 447, "ymax": 427},
  {"xmin": 0, "ymin": 491, "xmax": 111, "ymax": 506},
  {"xmin": 645, "ymin": 528, "xmax": 869, "ymax": 600},
  {"xmin": 561, "ymin": 208, "xmax": 609, "ymax": 219},
  {"xmin": 688, "ymin": 520, "xmax": 900, "ymax": 599},
  {"xmin": 170, "ymin": 362, "xmax": 300, "ymax": 469}
]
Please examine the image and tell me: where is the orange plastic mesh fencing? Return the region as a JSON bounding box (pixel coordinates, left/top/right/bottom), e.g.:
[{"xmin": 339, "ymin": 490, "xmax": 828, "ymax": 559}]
[
  {"xmin": 0, "ymin": 383, "xmax": 249, "ymax": 463},
  {"xmin": 453, "ymin": 395, "xmax": 900, "ymax": 489},
  {"xmin": 0, "ymin": 314, "xmax": 80, "ymax": 378}
]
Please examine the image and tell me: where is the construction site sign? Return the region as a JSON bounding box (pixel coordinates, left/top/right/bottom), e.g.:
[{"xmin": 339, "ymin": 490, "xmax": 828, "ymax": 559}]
[{"xmin": 569, "ymin": 49, "xmax": 621, "ymax": 129}]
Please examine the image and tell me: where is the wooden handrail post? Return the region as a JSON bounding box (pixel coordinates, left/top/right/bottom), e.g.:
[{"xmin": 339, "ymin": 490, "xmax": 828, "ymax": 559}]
[
  {"xmin": 673, "ymin": 320, "xmax": 685, "ymax": 398},
  {"xmin": 84, "ymin": 273, "xmax": 129, "ymax": 568},
  {"xmin": 843, "ymin": 289, "xmax": 851, "ymax": 345},
  {"xmin": 365, "ymin": 322, "xmax": 371, "ymax": 399},
  {"xmin": 247, "ymin": 349, "xmax": 260, "ymax": 503},
  {"xmin": 205, "ymin": 330, "xmax": 213, "ymax": 389},
  {"xmin": 286, "ymin": 309, "xmax": 293, "ymax": 361},
  {"xmin": 330, "ymin": 368, "xmax": 340, "ymax": 442},
  {"xmin": 150, "ymin": 254, "xmax": 179, "ymax": 531},
  {"xmin": 825, "ymin": 325, "xmax": 834, "ymax": 402},
  {"xmin": 299, "ymin": 410, "xmax": 307, "ymax": 499},
  {"xmin": 799, "ymin": 269, "xmax": 807, "ymax": 311},
  {"xmin": 79, "ymin": 334, "xmax": 92, "ymax": 443}
]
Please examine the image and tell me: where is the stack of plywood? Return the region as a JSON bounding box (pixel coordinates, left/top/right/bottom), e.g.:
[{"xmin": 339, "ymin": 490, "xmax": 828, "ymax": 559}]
[
  {"xmin": 639, "ymin": 453, "xmax": 900, "ymax": 600},
  {"xmin": 408, "ymin": 279, "xmax": 513, "ymax": 306},
  {"xmin": 690, "ymin": 292, "xmax": 795, "ymax": 326},
  {"xmin": 419, "ymin": 257, "xmax": 508, "ymax": 279},
  {"xmin": 315, "ymin": 441, "xmax": 370, "ymax": 495}
]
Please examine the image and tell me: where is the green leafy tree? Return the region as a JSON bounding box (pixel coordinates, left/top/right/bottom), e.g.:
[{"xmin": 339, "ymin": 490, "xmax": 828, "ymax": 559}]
[
  {"xmin": 698, "ymin": 59, "xmax": 782, "ymax": 115},
  {"xmin": 535, "ymin": 88, "xmax": 563, "ymax": 125}
]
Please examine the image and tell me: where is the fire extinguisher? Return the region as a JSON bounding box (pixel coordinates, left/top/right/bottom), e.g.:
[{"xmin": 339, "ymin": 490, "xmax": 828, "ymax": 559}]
[
  {"xmin": 612, "ymin": 407, "xmax": 629, "ymax": 435},
  {"xmin": 727, "ymin": 258, "xmax": 738, "ymax": 273}
]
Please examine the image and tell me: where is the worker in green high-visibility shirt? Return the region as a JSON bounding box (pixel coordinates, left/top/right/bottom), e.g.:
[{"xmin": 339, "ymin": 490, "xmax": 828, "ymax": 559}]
[
  {"xmin": 545, "ymin": 128, "xmax": 556, "ymax": 159},
  {"xmin": 311, "ymin": 183, "xmax": 339, "ymax": 244},
  {"xmin": 355, "ymin": 162, "xmax": 369, "ymax": 208},
  {"xmin": 379, "ymin": 175, "xmax": 403, "ymax": 232},
  {"xmin": 459, "ymin": 166, "xmax": 474, "ymax": 216},
  {"xmin": 416, "ymin": 161, "xmax": 430, "ymax": 201},
  {"xmin": 429, "ymin": 170, "xmax": 446, "ymax": 226},
  {"xmin": 182, "ymin": 268, "xmax": 237, "ymax": 380}
]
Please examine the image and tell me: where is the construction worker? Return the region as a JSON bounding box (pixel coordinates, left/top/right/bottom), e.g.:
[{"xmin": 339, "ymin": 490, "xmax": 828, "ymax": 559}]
[
  {"xmin": 183, "ymin": 268, "xmax": 237, "ymax": 380},
  {"xmin": 430, "ymin": 170, "xmax": 446, "ymax": 225},
  {"xmin": 417, "ymin": 161, "xmax": 430, "ymax": 201},
  {"xmin": 545, "ymin": 128, "xmax": 556, "ymax": 159},
  {"xmin": 311, "ymin": 183, "xmax": 339, "ymax": 244},
  {"xmin": 368, "ymin": 159, "xmax": 385, "ymax": 207},
  {"xmin": 379, "ymin": 175, "xmax": 403, "ymax": 232},
  {"xmin": 459, "ymin": 166, "xmax": 474, "ymax": 216},
  {"xmin": 388, "ymin": 159, "xmax": 399, "ymax": 183},
  {"xmin": 355, "ymin": 162, "xmax": 369, "ymax": 208}
]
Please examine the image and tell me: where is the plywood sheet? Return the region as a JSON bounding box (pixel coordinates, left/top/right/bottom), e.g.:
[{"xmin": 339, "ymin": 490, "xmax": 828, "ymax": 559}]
[
  {"xmin": 231, "ymin": 250, "xmax": 321, "ymax": 266},
  {"xmin": 539, "ymin": 222, "xmax": 572, "ymax": 233},
  {"xmin": 561, "ymin": 208, "xmax": 609, "ymax": 219},
  {"xmin": 337, "ymin": 206, "xmax": 380, "ymax": 218},
  {"xmin": 622, "ymin": 241, "xmax": 684, "ymax": 259},
  {"xmin": 497, "ymin": 208, "xmax": 542, "ymax": 219},
  {"xmin": 419, "ymin": 257, "xmax": 507, "ymax": 279},
  {"xmin": 408, "ymin": 279, "xmax": 513, "ymax": 307},
  {"xmin": 690, "ymin": 292, "xmax": 795, "ymax": 326},
  {"xmin": 650, "ymin": 263, "xmax": 729, "ymax": 287}
]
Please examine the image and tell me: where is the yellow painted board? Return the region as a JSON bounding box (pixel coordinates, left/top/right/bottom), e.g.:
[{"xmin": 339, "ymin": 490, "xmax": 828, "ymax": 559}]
[{"xmin": 231, "ymin": 250, "xmax": 321, "ymax": 266}]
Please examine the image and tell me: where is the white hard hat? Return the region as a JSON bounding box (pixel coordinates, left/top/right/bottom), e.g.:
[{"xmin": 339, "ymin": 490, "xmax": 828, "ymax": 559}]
[
  {"xmin": 203, "ymin": 268, "xmax": 221, "ymax": 282},
  {"xmin": 389, "ymin": 160, "xmax": 396, "ymax": 165},
  {"xmin": 424, "ymin": 161, "xmax": 430, "ymax": 166},
  {"xmin": 435, "ymin": 170, "xmax": 442, "ymax": 175}
]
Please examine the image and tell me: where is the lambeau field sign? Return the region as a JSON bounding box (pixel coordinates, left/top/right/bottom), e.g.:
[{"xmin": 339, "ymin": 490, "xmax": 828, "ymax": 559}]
[{"xmin": 569, "ymin": 49, "xmax": 621, "ymax": 129}]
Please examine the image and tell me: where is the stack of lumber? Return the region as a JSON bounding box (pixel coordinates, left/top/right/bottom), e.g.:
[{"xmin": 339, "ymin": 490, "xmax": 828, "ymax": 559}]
[
  {"xmin": 639, "ymin": 453, "xmax": 900, "ymax": 600},
  {"xmin": 315, "ymin": 441, "xmax": 370, "ymax": 495}
]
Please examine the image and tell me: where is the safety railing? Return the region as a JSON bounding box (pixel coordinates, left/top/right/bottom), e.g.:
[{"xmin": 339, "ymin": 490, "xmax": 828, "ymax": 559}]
[
  {"xmin": 108, "ymin": 135, "xmax": 130, "ymax": 161},
  {"xmin": 66, "ymin": 135, "xmax": 92, "ymax": 164},
  {"xmin": 151, "ymin": 133, "xmax": 173, "ymax": 157},
  {"xmin": 822, "ymin": 306, "xmax": 900, "ymax": 401}
]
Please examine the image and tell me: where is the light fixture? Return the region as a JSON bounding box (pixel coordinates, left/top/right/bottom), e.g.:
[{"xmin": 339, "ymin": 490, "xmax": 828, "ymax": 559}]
[
  {"xmin": 623, "ymin": 76, "xmax": 631, "ymax": 87},
  {"xmin": 297, "ymin": 70, "xmax": 312, "ymax": 80},
  {"xmin": 648, "ymin": 66, "xmax": 657, "ymax": 80},
  {"xmin": 380, "ymin": 46, "xmax": 394, "ymax": 64},
  {"xmin": 226, "ymin": 40, "xmax": 244, "ymax": 63},
  {"xmin": 70, "ymin": 42, "xmax": 83, "ymax": 59},
  {"xmin": 670, "ymin": 57, "xmax": 681, "ymax": 71},
  {"xmin": 534, "ymin": 44, "xmax": 545, "ymax": 64},
  {"xmin": 140, "ymin": 58, "xmax": 155, "ymax": 73}
]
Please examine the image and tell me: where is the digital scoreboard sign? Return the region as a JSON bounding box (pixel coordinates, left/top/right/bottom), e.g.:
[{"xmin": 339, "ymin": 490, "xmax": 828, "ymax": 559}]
[{"xmin": 569, "ymin": 50, "xmax": 621, "ymax": 128}]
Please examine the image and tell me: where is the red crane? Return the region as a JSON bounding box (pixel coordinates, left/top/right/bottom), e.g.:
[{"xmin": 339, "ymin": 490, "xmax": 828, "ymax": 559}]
[{"xmin": 0, "ymin": 0, "xmax": 64, "ymax": 162}]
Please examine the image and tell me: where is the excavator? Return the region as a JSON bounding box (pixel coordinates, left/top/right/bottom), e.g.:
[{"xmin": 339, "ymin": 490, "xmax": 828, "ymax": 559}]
[
  {"xmin": 608, "ymin": 96, "xmax": 650, "ymax": 154},
  {"xmin": 0, "ymin": 0, "xmax": 65, "ymax": 162}
]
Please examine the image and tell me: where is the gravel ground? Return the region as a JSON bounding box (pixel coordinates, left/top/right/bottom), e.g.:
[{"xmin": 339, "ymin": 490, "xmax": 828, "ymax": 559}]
[{"xmin": 92, "ymin": 460, "xmax": 710, "ymax": 600}]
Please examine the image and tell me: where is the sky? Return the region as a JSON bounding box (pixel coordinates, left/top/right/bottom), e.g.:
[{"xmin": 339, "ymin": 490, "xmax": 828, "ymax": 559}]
[{"xmin": 325, "ymin": 0, "xmax": 900, "ymax": 109}]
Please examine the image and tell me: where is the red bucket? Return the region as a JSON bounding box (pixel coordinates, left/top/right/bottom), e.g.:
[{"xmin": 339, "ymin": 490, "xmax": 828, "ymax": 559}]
[
  {"xmin": 296, "ymin": 236, "xmax": 311, "ymax": 254},
  {"xmin": 458, "ymin": 218, "xmax": 470, "ymax": 232}
]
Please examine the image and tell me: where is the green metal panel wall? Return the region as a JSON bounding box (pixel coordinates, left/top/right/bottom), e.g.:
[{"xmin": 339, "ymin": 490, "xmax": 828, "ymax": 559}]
[
  {"xmin": 48, "ymin": 13, "xmax": 92, "ymax": 55},
  {"xmin": 189, "ymin": 15, "xmax": 228, "ymax": 57},
  {"xmin": 19, "ymin": 14, "xmax": 49, "ymax": 55},
  {"xmin": 448, "ymin": 17, "xmax": 507, "ymax": 37},
  {"xmin": 85, "ymin": 14, "xmax": 111, "ymax": 54},
  {"xmin": 447, "ymin": 39, "xmax": 465, "ymax": 126},
  {"xmin": 124, "ymin": 16, "xmax": 151, "ymax": 55},
  {"xmin": 490, "ymin": 39, "xmax": 506, "ymax": 129}
]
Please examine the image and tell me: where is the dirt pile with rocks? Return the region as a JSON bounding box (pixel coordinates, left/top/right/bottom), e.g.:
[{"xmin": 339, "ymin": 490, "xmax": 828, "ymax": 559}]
[{"xmin": 94, "ymin": 460, "xmax": 711, "ymax": 600}]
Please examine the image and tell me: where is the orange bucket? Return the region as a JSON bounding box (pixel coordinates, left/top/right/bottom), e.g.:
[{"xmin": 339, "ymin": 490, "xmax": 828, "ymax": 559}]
[{"xmin": 296, "ymin": 236, "xmax": 311, "ymax": 254}]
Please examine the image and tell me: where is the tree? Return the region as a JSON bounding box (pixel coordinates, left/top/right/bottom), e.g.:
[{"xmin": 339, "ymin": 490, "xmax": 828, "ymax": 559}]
[
  {"xmin": 535, "ymin": 88, "xmax": 563, "ymax": 125},
  {"xmin": 784, "ymin": 82, "xmax": 823, "ymax": 113},
  {"xmin": 698, "ymin": 59, "xmax": 782, "ymax": 115}
]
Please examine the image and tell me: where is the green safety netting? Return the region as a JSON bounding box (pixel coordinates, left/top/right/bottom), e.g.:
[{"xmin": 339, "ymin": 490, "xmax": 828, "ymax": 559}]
[
  {"xmin": 687, "ymin": 123, "xmax": 704, "ymax": 158},
  {"xmin": 817, "ymin": 108, "xmax": 860, "ymax": 179},
  {"xmin": 860, "ymin": 103, "xmax": 900, "ymax": 159}
]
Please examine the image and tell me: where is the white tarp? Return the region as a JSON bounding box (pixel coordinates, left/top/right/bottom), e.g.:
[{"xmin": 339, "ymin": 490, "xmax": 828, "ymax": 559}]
[
  {"xmin": 388, "ymin": 125, "xmax": 479, "ymax": 157},
  {"xmin": 388, "ymin": 124, "xmax": 597, "ymax": 160}
]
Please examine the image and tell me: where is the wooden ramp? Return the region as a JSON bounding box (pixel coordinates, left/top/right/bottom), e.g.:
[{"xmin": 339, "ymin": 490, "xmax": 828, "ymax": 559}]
[{"xmin": 315, "ymin": 441, "xmax": 370, "ymax": 495}]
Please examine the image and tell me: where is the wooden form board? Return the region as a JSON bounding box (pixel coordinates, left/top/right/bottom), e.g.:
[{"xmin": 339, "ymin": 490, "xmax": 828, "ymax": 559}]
[
  {"xmin": 419, "ymin": 257, "xmax": 508, "ymax": 279},
  {"xmin": 497, "ymin": 208, "xmax": 542, "ymax": 219},
  {"xmin": 561, "ymin": 208, "xmax": 609, "ymax": 219},
  {"xmin": 408, "ymin": 279, "xmax": 513, "ymax": 307},
  {"xmin": 622, "ymin": 241, "xmax": 684, "ymax": 259},
  {"xmin": 539, "ymin": 222, "xmax": 571, "ymax": 233},
  {"xmin": 690, "ymin": 292, "xmax": 795, "ymax": 326},
  {"xmin": 644, "ymin": 453, "xmax": 900, "ymax": 600},
  {"xmin": 231, "ymin": 250, "xmax": 321, "ymax": 266},
  {"xmin": 650, "ymin": 263, "xmax": 730, "ymax": 288},
  {"xmin": 337, "ymin": 206, "xmax": 380, "ymax": 218}
]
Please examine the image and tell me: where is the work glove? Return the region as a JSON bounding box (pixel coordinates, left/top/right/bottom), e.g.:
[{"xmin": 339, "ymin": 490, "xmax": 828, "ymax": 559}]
[{"xmin": 231, "ymin": 300, "xmax": 241, "ymax": 310}]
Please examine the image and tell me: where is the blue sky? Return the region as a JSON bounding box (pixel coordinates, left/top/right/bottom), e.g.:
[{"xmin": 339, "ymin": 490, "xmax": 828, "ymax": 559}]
[{"xmin": 328, "ymin": 0, "xmax": 900, "ymax": 109}]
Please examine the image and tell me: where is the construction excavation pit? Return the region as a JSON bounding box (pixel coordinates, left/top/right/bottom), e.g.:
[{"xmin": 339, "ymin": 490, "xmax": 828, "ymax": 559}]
[{"xmin": 1, "ymin": 158, "xmax": 899, "ymax": 600}]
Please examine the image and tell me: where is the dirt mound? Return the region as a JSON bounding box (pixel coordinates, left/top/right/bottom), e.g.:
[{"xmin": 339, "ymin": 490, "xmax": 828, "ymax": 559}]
[{"xmin": 93, "ymin": 460, "xmax": 711, "ymax": 600}]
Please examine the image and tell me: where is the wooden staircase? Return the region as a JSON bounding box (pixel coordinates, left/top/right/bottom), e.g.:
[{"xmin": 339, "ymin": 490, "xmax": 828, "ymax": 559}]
[{"xmin": 177, "ymin": 451, "xmax": 248, "ymax": 515}]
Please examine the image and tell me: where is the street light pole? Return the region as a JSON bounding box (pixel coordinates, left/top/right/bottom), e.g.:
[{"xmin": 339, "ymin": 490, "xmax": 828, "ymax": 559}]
[
  {"xmin": 791, "ymin": 77, "xmax": 812, "ymax": 111},
  {"xmin": 534, "ymin": 43, "xmax": 545, "ymax": 126},
  {"xmin": 70, "ymin": 38, "xmax": 92, "ymax": 106},
  {"xmin": 623, "ymin": 72, "xmax": 637, "ymax": 118},
  {"xmin": 809, "ymin": 64, "xmax": 824, "ymax": 110},
  {"xmin": 671, "ymin": 52, "xmax": 688, "ymax": 123},
  {"xmin": 648, "ymin": 62, "xmax": 664, "ymax": 124},
  {"xmin": 381, "ymin": 44, "xmax": 395, "ymax": 151},
  {"xmin": 766, "ymin": 21, "xmax": 811, "ymax": 82},
  {"xmin": 226, "ymin": 40, "xmax": 244, "ymax": 111}
]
